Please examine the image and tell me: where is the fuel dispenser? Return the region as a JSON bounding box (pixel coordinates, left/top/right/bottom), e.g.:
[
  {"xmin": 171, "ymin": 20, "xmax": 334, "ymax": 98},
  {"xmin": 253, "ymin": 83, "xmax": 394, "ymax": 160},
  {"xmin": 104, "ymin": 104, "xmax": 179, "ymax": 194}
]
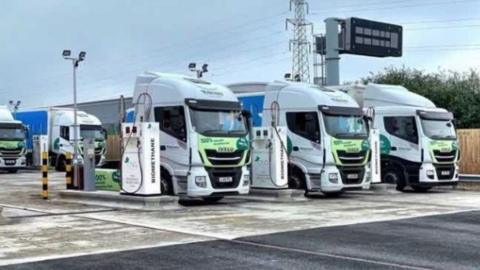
[
  {"xmin": 82, "ymin": 138, "xmax": 96, "ymax": 191},
  {"xmin": 121, "ymin": 122, "xmax": 161, "ymax": 196},
  {"xmin": 250, "ymin": 126, "xmax": 288, "ymax": 189}
]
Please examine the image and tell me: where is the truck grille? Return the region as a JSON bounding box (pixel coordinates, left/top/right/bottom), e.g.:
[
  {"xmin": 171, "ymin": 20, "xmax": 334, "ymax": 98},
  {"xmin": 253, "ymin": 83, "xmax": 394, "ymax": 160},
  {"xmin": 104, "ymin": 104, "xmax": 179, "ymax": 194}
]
[
  {"xmin": 205, "ymin": 167, "xmax": 242, "ymax": 189},
  {"xmin": 338, "ymin": 166, "xmax": 365, "ymax": 185},
  {"xmin": 205, "ymin": 149, "xmax": 244, "ymax": 166},
  {"xmin": 336, "ymin": 150, "xmax": 368, "ymax": 165},
  {"xmin": 434, "ymin": 164, "xmax": 455, "ymax": 180},
  {"xmin": 0, "ymin": 148, "xmax": 22, "ymax": 156},
  {"xmin": 433, "ymin": 150, "xmax": 456, "ymax": 163}
]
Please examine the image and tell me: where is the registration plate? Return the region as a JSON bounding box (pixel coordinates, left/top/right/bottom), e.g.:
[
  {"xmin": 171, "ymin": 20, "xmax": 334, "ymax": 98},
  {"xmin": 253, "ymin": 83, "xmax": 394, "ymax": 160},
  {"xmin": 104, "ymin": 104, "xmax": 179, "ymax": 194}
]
[
  {"xmin": 218, "ymin": 177, "xmax": 233, "ymax": 183},
  {"xmin": 5, "ymin": 160, "xmax": 15, "ymax": 165},
  {"xmin": 441, "ymin": 171, "xmax": 450, "ymax": 176},
  {"xmin": 347, "ymin": 173, "xmax": 358, "ymax": 179}
]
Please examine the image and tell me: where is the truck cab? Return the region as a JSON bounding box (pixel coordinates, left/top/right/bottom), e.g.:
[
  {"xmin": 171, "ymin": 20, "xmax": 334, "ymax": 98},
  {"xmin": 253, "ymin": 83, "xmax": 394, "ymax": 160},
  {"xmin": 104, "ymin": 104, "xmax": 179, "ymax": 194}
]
[
  {"xmin": 229, "ymin": 81, "xmax": 371, "ymax": 195},
  {"xmin": 131, "ymin": 72, "xmax": 250, "ymax": 199},
  {"xmin": 338, "ymin": 83, "xmax": 459, "ymax": 191},
  {"xmin": 0, "ymin": 106, "xmax": 27, "ymax": 172},
  {"xmin": 16, "ymin": 108, "xmax": 107, "ymax": 170}
]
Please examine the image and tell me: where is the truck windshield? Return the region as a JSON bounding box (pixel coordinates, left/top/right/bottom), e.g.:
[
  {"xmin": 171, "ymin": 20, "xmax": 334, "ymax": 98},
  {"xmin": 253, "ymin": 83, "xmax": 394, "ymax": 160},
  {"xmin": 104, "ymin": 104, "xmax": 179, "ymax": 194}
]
[
  {"xmin": 323, "ymin": 114, "xmax": 368, "ymax": 139},
  {"xmin": 80, "ymin": 125, "xmax": 105, "ymax": 140},
  {"xmin": 189, "ymin": 109, "xmax": 247, "ymax": 136},
  {"xmin": 421, "ymin": 119, "xmax": 456, "ymax": 140},
  {"xmin": 0, "ymin": 125, "xmax": 25, "ymax": 140}
]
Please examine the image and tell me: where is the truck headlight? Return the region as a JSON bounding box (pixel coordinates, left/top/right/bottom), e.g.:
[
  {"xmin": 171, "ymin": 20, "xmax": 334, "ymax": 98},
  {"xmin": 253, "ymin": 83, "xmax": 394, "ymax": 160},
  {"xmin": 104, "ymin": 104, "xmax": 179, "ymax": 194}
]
[
  {"xmin": 328, "ymin": 173, "xmax": 339, "ymax": 184},
  {"xmin": 195, "ymin": 176, "xmax": 207, "ymax": 188},
  {"xmin": 426, "ymin": 169, "xmax": 434, "ymax": 179},
  {"xmin": 243, "ymin": 174, "xmax": 250, "ymax": 186}
]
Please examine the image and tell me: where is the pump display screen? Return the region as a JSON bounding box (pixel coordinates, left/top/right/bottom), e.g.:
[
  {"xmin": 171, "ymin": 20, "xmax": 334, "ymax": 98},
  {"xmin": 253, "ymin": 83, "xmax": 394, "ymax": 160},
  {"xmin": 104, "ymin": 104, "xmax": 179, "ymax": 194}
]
[
  {"xmin": 323, "ymin": 114, "xmax": 368, "ymax": 139},
  {"xmin": 421, "ymin": 119, "xmax": 456, "ymax": 140},
  {"xmin": 189, "ymin": 109, "xmax": 247, "ymax": 136},
  {"xmin": 0, "ymin": 124, "xmax": 25, "ymax": 140}
]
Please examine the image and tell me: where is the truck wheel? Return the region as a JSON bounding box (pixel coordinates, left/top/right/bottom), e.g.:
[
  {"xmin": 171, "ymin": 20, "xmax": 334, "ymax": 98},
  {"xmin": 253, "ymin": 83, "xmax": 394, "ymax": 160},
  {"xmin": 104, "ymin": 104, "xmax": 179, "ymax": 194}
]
[
  {"xmin": 56, "ymin": 155, "xmax": 66, "ymax": 172},
  {"xmin": 412, "ymin": 186, "xmax": 432, "ymax": 192},
  {"xmin": 289, "ymin": 170, "xmax": 306, "ymax": 190},
  {"xmin": 160, "ymin": 174, "xmax": 174, "ymax": 195},
  {"xmin": 7, "ymin": 169, "xmax": 18, "ymax": 174},
  {"xmin": 202, "ymin": 197, "xmax": 224, "ymax": 203},
  {"xmin": 382, "ymin": 168, "xmax": 406, "ymax": 191}
]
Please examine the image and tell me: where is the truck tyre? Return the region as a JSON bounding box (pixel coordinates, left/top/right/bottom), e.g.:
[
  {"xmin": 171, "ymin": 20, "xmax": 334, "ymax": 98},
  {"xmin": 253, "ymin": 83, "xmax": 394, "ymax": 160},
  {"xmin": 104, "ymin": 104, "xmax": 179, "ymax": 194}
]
[
  {"xmin": 161, "ymin": 173, "xmax": 174, "ymax": 195},
  {"xmin": 289, "ymin": 169, "xmax": 306, "ymax": 190},
  {"xmin": 412, "ymin": 186, "xmax": 432, "ymax": 192},
  {"xmin": 7, "ymin": 169, "xmax": 18, "ymax": 174},
  {"xmin": 202, "ymin": 196, "xmax": 224, "ymax": 203},
  {"xmin": 382, "ymin": 168, "xmax": 406, "ymax": 191},
  {"xmin": 55, "ymin": 155, "xmax": 66, "ymax": 172}
]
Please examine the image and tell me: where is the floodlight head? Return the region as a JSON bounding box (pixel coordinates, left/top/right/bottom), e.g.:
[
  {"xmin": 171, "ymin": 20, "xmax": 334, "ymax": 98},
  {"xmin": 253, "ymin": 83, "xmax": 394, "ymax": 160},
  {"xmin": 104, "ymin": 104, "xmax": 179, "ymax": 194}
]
[
  {"xmin": 202, "ymin": 64, "xmax": 208, "ymax": 73},
  {"xmin": 9, "ymin": 100, "xmax": 13, "ymax": 105},
  {"xmin": 294, "ymin": 74, "xmax": 301, "ymax": 82},
  {"xmin": 188, "ymin": 62, "xmax": 196, "ymax": 71},
  {"xmin": 78, "ymin": 51, "xmax": 86, "ymax": 61},
  {"xmin": 284, "ymin": 73, "xmax": 291, "ymax": 80},
  {"xmin": 62, "ymin": 50, "xmax": 71, "ymax": 58},
  {"xmin": 16, "ymin": 101, "xmax": 21, "ymax": 106}
]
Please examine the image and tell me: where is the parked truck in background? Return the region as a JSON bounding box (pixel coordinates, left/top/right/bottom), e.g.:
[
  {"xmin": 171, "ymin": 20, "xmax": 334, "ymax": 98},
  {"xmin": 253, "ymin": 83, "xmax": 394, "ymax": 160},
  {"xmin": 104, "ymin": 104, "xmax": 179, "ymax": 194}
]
[
  {"xmin": 229, "ymin": 81, "xmax": 371, "ymax": 196},
  {"xmin": 16, "ymin": 107, "xmax": 107, "ymax": 171},
  {"xmin": 128, "ymin": 72, "xmax": 250, "ymax": 201},
  {"xmin": 335, "ymin": 83, "xmax": 459, "ymax": 191},
  {"xmin": 0, "ymin": 106, "xmax": 27, "ymax": 173}
]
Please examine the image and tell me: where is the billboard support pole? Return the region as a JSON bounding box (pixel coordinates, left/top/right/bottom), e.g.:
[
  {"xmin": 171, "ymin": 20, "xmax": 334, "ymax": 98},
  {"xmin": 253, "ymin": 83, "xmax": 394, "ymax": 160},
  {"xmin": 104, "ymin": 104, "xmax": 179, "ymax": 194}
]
[{"xmin": 324, "ymin": 17, "xmax": 340, "ymax": 86}]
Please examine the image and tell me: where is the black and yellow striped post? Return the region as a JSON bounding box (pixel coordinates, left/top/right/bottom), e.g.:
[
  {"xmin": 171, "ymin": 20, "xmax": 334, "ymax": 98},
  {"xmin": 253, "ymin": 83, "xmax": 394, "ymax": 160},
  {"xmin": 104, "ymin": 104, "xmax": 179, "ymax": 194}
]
[
  {"xmin": 41, "ymin": 151, "xmax": 48, "ymax": 200},
  {"xmin": 65, "ymin": 152, "xmax": 73, "ymax": 189}
]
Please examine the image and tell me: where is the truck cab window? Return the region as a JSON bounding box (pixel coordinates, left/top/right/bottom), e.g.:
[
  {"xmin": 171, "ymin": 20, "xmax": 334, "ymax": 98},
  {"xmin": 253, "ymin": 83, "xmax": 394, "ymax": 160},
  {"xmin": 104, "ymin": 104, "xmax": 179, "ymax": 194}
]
[
  {"xmin": 154, "ymin": 106, "xmax": 187, "ymax": 142},
  {"xmin": 384, "ymin": 116, "xmax": 418, "ymax": 144},
  {"xmin": 60, "ymin": 126, "xmax": 69, "ymax": 140},
  {"xmin": 286, "ymin": 112, "xmax": 320, "ymax": 143}
]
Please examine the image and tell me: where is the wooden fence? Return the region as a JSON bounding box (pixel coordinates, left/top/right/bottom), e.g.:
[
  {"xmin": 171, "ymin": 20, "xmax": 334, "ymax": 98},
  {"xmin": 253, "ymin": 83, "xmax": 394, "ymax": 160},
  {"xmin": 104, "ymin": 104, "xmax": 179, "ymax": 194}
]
[
  {"xmin": 105, "ymin": 135, "xmax": 121, "ymax": 162},
  {"xmin": 458, "ymin": 129, "xmax": 480, "ymax": 174}
]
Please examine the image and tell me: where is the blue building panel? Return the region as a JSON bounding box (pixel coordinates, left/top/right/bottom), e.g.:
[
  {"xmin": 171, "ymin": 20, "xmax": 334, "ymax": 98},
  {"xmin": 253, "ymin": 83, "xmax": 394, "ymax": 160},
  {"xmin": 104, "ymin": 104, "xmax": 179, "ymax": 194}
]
[
  {"xmin": 238, "ymin": 95, "xmax": 265, "ymax": 127},
  {"xmin": 15, "ymin": 110, "xmax": 48, "ymax": 150}
]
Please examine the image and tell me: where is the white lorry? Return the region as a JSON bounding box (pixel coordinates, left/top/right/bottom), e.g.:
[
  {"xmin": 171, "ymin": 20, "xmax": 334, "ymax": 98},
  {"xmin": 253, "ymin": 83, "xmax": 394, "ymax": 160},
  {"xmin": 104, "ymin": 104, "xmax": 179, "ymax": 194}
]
[
  {"xmin": 336, "ymin": 83, "xmax": 459, "ymax": 191},
  {"xmin": 229, "ymin": 81, "xmax": 371, "ymax": 195},
  {"xmin": 0, "ymin": 106, "xmax": 27, "ymax": 172},
  {"xmin": 16, "ymin": 107, "xmax": 107, "ymax": 171},
  {"xmin": 128, "ymin": 72, "xmax": 250, "ymax": 200}
]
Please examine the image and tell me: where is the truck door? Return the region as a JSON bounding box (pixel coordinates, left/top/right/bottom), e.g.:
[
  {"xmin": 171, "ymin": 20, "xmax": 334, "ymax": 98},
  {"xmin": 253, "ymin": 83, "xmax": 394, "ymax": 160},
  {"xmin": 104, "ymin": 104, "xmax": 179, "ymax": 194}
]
[
  {"xmin": 154, "ymin": 106, "xmax": 189, "ymax": 176},
  {"xmin": 285, "ymin": 111, "xmax": 322, "ymax": 168},
  {"xmin": 383, "ymin": 115, "xmax": 421, "ymax": 164}
]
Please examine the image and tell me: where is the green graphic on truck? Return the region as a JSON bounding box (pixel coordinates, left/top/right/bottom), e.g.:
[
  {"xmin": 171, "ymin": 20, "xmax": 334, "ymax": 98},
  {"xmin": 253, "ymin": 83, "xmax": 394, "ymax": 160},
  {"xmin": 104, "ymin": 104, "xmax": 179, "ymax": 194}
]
[
  {"xmin": 429, "ymin": 140, "xmax": 458, "ymax": 163},
  {"xmin": 331, "ymin": 138, "xmax": 370, "ymax": 166},
  {"xmin": 198, "ymin": 134, "xmax": 249, "ymax": 167},
  {"xmin": 0, "ymin": 140, "xmax": 24, "ymax": 149}
]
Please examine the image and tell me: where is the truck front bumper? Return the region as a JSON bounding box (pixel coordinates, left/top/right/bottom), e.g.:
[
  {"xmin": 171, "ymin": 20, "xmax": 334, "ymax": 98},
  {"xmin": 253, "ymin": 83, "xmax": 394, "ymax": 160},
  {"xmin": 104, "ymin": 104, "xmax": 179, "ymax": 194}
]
[
  {"xmin": 0, "ymin": 156, "xmax": 27, "ymax": 169},
  {"xmin": 308, "ymin": 164, "xmax": 370, "ymax": 193},
  {"xmin": 186, "ymin": 166, "xmax": 250, "ymax": 197},
  {"xmin": 418, "ymin": 163, "xmax": 459, "ymax": 186}
]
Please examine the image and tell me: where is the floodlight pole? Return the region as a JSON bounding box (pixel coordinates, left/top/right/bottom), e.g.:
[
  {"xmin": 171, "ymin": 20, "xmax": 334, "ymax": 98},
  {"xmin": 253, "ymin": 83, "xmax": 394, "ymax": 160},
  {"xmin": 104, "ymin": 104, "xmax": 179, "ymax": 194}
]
[
  {"xmin": 63, "ymin": 51, "xmax": 84, "ymax": 189},
  {"xmin": 72, "ymin": 60, "xmax": 79, "ymax": 189},
  {"xmin": 325, "ymin": 17, "xmax": 341, "ymax": 86}
]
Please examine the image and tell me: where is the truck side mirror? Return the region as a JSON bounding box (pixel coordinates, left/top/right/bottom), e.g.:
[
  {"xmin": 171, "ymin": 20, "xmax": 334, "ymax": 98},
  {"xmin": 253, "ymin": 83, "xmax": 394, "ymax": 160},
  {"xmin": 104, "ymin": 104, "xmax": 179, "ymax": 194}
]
[{"xmin": 102, "ymin": 128, "xmax": 108, "ymax": 139}]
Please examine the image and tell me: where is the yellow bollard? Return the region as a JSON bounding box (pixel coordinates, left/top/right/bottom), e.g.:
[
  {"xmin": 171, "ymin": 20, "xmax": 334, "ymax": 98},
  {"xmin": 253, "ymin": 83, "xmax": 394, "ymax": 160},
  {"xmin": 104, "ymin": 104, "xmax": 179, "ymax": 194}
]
[
  {"xmin": 41, "ymin": 152, "xmax": 48, "ymax": 200},
  {"xmin": 65, "ymin": 152, "xmax": 73, "ymax": 189}
]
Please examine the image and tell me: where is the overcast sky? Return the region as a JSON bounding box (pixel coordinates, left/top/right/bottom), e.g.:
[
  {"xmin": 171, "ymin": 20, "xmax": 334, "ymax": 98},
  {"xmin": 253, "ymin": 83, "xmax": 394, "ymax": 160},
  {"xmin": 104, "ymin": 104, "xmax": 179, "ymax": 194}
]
[{"xmin": 1, "ymin": 0, "xmax": 480, "ymax": 108}]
